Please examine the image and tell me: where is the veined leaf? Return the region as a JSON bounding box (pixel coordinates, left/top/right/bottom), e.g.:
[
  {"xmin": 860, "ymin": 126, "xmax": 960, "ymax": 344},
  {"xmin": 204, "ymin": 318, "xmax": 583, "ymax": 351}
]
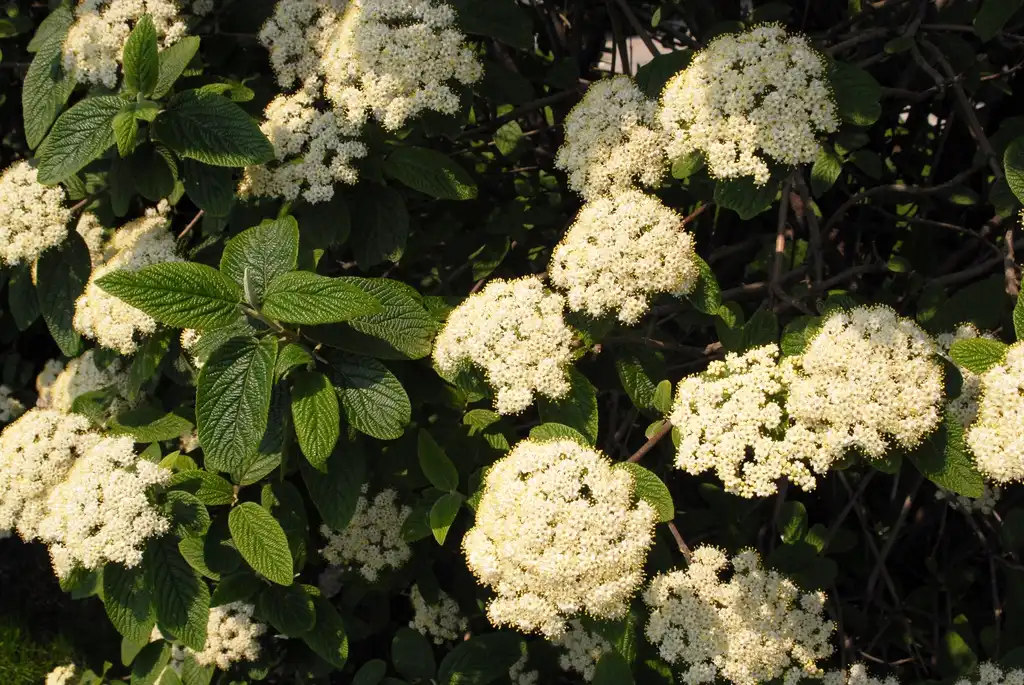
[
  {"xmin": 229, "ymin": 502, "xmax": 294, "ymax": 586},
  {"xmin": 182, "ymin": 159, "xmax": 236, "ymax": 218},
  {"xmin": 529, "ymin": 422, "xmax": 590, "ymax": 445},
  {"xmin": 300, "ymin": 444, "xmax": 365, "ymax": 529},
  {"xmin": 384, "ymin": 146, "xmax": 478, "ymax": 200},
  {"xmin": 430, "ymin": 492, "xmax": 463, "ymax": 545},
  {"xmin": 330, "ymin": 354, "xmax": 411, "ymax": 440},
  {"xmin": 97, "ymin": 262, "xmax": 243, "ymax": 330},
  {"xmin": 123, "ymin": 14, "xmax": 158, "ymax": 96},
  {"xmin": 256, "ymin": 583, "xmax": 315, "ymax": 637},
  {"xmin": 145, "ymin": 535, "xmax": 210, "ymax": 651},
  {"xmin": 153, "ymin": 36, "xmax": 200, "ymax": 99},
  {"xmin": 290, "ymin": 370, "xmax": 340, "ymax": 470},
  {"xmin": 950, "ymin": 338, "xmax": 1009, "ymax": 375},
  {"xmin": 22, "ymin": 7, "xmax": 75, "ymax": 149},
  {"xmin": 36, "ymin": 231, "xmax": 91, "ymax": 356},
  {"xmin": 196, "ymin": 336, "xmax": 278, "ymax": 476},
  {"xmin": 303, "ymin": 596, "xmax": 349, "ymax": 669},
  {"xmin": 102, "ymin": 563, "xmax": 154, "ymax": 644},
  {"xmin": 614, "ymin": 462, "xmax": 675, "ymax": 523},
  {"xmin": 219, "ymin": 217, "xmax": 299, "ymax": 302},
  {"xmin": 152, "ymin": 89, "xmax": 273, "ymax": 167},
  {"xmin": 351, "ymin": 185, "xmax": 409, "ymax": 269},
  {"xmin": 169, "ymin": 470, "xmax": 234, "ymax": 506},
  {"xmin": 1006, "ymin": 136, "xmax": 1024, "ymax": 206},
  {"xmin": 436, "ymin": 632, "xmax": 522, "ymax": 685},
  {"xmin": 36, "ymin": 95, "xmax": 124, "ymax": 184},
  {"xmin": 261, "ymin": 271, "xmax": 382, "ymax": 325},
  {"xmin": 538, "ymin": 368, "xmax": 598, "ymax": 445},
  {"xmin": 418, "ymin": 429, "xmax": 459, "ymax": 492}
]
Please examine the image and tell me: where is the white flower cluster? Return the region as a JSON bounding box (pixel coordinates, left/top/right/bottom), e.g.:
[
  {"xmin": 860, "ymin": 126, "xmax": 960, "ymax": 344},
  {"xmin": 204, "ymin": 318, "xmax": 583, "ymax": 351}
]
[
  {"xmin": 966, "ymin": 341, "xmax": 1024, "ymax": 482},
  {"xmin": 552, "ymin": 619, "xmax": 613, "ymax": 681},
  {"xmin": 820, "ymin": 664, "xmax": 901, "ymax": 685},
  {"xmin": 0, "ymin": 161, "xmax": 70, "ymax": 266},
  {"xmin": 462, "ymin": 439, "xmax": 656, "ymax": 638},
  {"xmin": 38, "ymin": 435, "xmax": 171, "ymax": 578},
  {"xmin": 0, "ymin": 408, "xmax": 169, "ymax": 577},
  {"xmin": 45, "ymin": 664, "xmax": 77, "ymax": 685},
  {"xmin": 0, "ymin": 409, "xmax": 98, "ymax": 539},
  {"xmin": 549, "ymin": 189, "xmax": 699, "ymax": 324},
  {"xmin": 659, "ymin": 24, "xmax": 838, "ymax": 185},
  {"xmin": 63, "ymin": 0, "xmax": 210, "ymax": 88},
  {"xmin": 188, "ymin": 602, "xmax": 266, "ymax": 670},
  {"xmin": 320, "ymin": 485, "xmax": 411, "ymax": 581},
  {"xmin": 555, "ymin": 76, "xmax": 666, "ymax": 200},
  {"xmin": 671, "ymin": 344, "xmax": 820, "ymax": 497},
  {"xmin": 433, "ymin": 276, "xmax": 576, "ymax": 415},
  {"xmin": 781, "ymin": 306, "xmax": 943, "ymax": 463},
  {"xmin": 643, "ymin": 546, "xmax": 835, "ymax": 685},
  {"xmin": 0, "ymin": 385, "xmax": 25, "ymax": 423},
  {"xmin": 36, "ymin": 351, "xmax": 131, "ymax": 414},
  {"xmin": 935, "ymin": 483, "xmax": 1001, "ymax": 516},
  {"xmin": 509, "ymin": 652, "xmax": 540, "ymax": 685},
  {"xmin": 937, "ymin": 324, "xmax": 996, "ymax": 428},
  {"xmin": 245, "ymin": 0, "xmax": 481, "ymax": 201},
  {"xmin": 74, "ymin": 203, "xmax": 182, "ymax": 354},
  {"xmin": 954, "ymin": 663, "xmax": 1024, "ymax": 685},
  {"xmin": 409, "ymin": 584, "xmax": 467, "ymax": 644}
]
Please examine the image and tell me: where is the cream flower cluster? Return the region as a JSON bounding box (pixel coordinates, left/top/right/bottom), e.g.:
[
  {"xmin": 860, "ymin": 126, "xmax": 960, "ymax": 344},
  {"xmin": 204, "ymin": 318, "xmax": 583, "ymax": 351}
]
[
  {"xmin": 433, "ymin": 276, "xmax": 576, "ymax": 415},
  {"xmin": 659, "ymin": 24, "xmax": 838, "ymax": 185},
  {"xmin": 954, "ymin": 663, "xmax": 1024, "ymax": 685},
  {"xmin": 74, "ymin": 203, "xmax": 182, "ymax": 354},
  {"xmin": 0, "ymin": 385, "xmax": 25, "ymax": 423},
  {"xmin": 671, "ymin": 344, "xmax": 822, "ymax": 497},
  {"xmin": 643, "ymin": 546, "xmax": 835, "ymax": 685},
  {"xmin": 552, "ymin": 619, "xmax": 613, "ymax": 681},
  {"xmin": 820, "ymin": 665, "xmax": 902, "ymax": 685},
  {"xmin": 45, "ymin": 664, "xmax": 77, "ymax": 685},
  {"xmin": 462, "ymin": 439, "xmax": 656, "ymax": 638},
  {"xmin": 38, "ymin": 435, "xmax": 171, "ymax": 577},
  {"xmin": 555, "ymin": 76, "xmax": 666, "ymax": 200},
  {"xmin": 965, "ymin": 342, "xmax": 1024, "ymax": 482},
  {"xmin": 63, "ymin": 0, "xmax": 210, "ymax": 88},
  {"xmin": 409, "ymin": 585, "xmax": 467, "ymax": 644},
  {"xmin": 245, "ymin": 0, "xmax": 481, "ymax": 201},
  {"xmin": 937, "ymin": 324, "xmax": 996, "ymax": 428},
  {"xmin": 509, "ymin": 652, "xmax": 540, "ymax": 685},
  {"xmin": 36, "ymin": 351, "xmax": 131, "ymax": 414},
  {"xmin": 0, "ymin": 409, "xmax": 98, "ymax": 539},
  {"xmin": 781, "ymin": 306, "xmax": 943, "ymax": 463},
  {"xmin": 935, "ymin": 483, "xmax": 1001, "ymax": 516},
  {"xmin": 549, "ymin": 189, "xmax": 699, "ymax": 324},
  {"xmin": 0, "ymin": 161, "xmax": 70, "ymax": 266},
  {"xmin": 320, "ymin": 485, "xmax": 411, "ymax": 581},
  {"xmin": 188, "ymin": 602, "xmax": 266, "ymax": 670}
]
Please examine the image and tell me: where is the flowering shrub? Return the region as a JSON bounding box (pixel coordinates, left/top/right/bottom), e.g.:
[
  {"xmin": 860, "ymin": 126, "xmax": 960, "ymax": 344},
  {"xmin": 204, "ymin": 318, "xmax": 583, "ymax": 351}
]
[{"xmin": 3, "ymin": 2, "xmax": 1024, "ymax": 685}]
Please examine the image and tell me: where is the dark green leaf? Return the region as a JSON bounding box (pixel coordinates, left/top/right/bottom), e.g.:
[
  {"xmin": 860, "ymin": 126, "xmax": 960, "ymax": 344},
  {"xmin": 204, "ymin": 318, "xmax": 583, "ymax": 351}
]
[
  {"xmin": 614, "ymin": 462, "xmax": 674, "ymax": 523},
  {"xmin": 392, "ymin": 627, "xmax": 437, "ymax": 680},
  {"xmin": 975, "ymin": 0, "xmax": 1024, "ymax": 41},
  {"xmin": 36, "ymin": 231, "xmax": 91, "ymax": 356},
  {"xmin": 275, "ymin": 343, "xmax": 313, "ymax": 381},
  {"xmin": 810, "ymin": 147, "xmax": 842, "ymax": 197},
  {"xmin": 529, "ymin": 422, "xmax": 590, "ymax": 445},
  {"xmin": 152, "ymin": 89, "xmax": 273, "ymax": 167},
  {"xmin": 418, "ymin": 429, "xmax": 459, "ymax": 492},
  {"xmin": 303, "ymin": 596, "xmax": 349, "ymax": 669},
  {"xmin": 257, "ymin": 583, "xmax": 315, "ymax": 636},
  {"xmin": 1006, "ymin": 136, "xmax": 1024, "ymax": 205},
  {"xmin": 182, "ymin": 160, "xmax": 236, "ymax": 217},
  {"xmin": 909, "ymin": 411, "xmax": 985, "ymax": 498},
  {"xmin": 153, "ymin": 36, "xmax": 200, "ymax": 99},
  {"xmin": 166, "ymin": 491, "xmax": 211, "ymax": 537},
  {"xmin": 22, "ymin": 8, "xmax": 76, "ymax": 149},
  {"xmin": 169, "ymin": 470, "xmax": 234, "ymax": 506},
  {"xmin": 330, "ymin": 354, "xmax": 411, "ymax": 440},
  {"xmin": 450, "ymin": 0, "xmax": 533, "ymax": 49},
  {"xmin": 219, "ymin": 217, "xmax": 299, "ymax": 302},
  {"xmin": 8, "ymin": 264, "xmax": 39, "ymax": 330},
  {"xmin": 778, "ymin": 501, "xmax": 809, "ymax": 543},
  {"xmin": 436, "ymin": 632, "xmax": 522, "ymax": 685},
  {"xmin": 110, "ymin": 405, "xmax": 194, "ymax": 442},
  {"xmin": 291, "ymin": 370, "xmax": 340, "ymax": 469},
  {"xmin": 687, "ymin": 255, "xmax": 722, "ymax": 315},
  {"xmin": 714, "ymin": 176, "xmax": 778, "ymax": 219},
  {"xmin": 385, "ymin": 146, "xmax": 477, "ymax": 200},
  {"xmin": 131, "ymin": 641, "xmax": 170, "ymax": 685},
  {"xmin": 300, "ymin": 444, "xmax": 365, "ymax": 529},
  {"xmin": 593, "ymin": 651, "xmax": 634, "ymax": 685},
  {"xmin": 262, "ymin": 271, "xmax": 382, "ymax": 325},
  {"xmin": 635, "ymin": 50, "xmax": 693, "ymax": 97},
  {"xmin": 229, "ymin": 502, "xmax": 294, "ymax": 586},
  {"xmin": 36, "ymin": 95, "xmax": 124, "ymax": 184},
  {"xmin": 1015, "ymin": 293, "xmax": 1024, "ymax": 341},
  {"xmin": 103, "ymin": 564, "xmax": 154, "ymax": 644},
  {"xmin": 538, "ymin": 368, "xmax": 598, "ymax": 444},
  {"xmin": 351, "ymin": 185, "xmax": 409, "ymax": 269},
  {"xmin": 829, "ymin": 61, "xmax": 882, "ymax": 126},
  {"xmin": 127, "ymin": 329, "xmax": 174, "ymax": 400},
  {"xmin": 430, "ymin": 492, "xmax": 463, "ymax": 545},
  {"xmin": 146, "ymin": 535, "xmax": 210, "ymax": 651},
  {"xmin": 123, "ymin": 15, "xmax": 159, "ymax": 96}
]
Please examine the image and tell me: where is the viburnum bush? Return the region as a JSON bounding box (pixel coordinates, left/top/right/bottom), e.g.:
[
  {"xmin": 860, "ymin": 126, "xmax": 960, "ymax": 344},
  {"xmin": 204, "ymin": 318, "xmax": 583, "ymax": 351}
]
[{"xmin": 6, "ymin": 0, "xmax": 1024, "ymax": 684}]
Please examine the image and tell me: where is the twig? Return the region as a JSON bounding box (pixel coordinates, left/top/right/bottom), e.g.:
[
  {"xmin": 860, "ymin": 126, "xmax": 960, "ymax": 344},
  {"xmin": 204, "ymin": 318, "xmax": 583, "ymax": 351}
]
[
  {"xmin": 865, "ymin": 474, "xmax": 923, "ymax": 601},
  {"xmin": 612, "ymin": 0, "xmax": 660, "ymax": 57},
  {"xmin": 793, "ymin": 173, "xmax": 825, "ymax": 291},
  {"xmin": 178, "ymin": 209, "xmax": 205, "ymax": 239},
  {"xmin": 822, "ymin": 470, "xmax": 876, "ymax": 551},
  {"xmin": 606, "ymin": 0, "xmax": 631, "ymax": 75},
  {"xmin": 627, "ymin": 421, "xmax": 673, "ymax": 463},
  {"xmin": 825, "ymin": 28, "xmax": 889, "ymax": 55},
  {"xmin": 667, "ymin": 522, "xmax": 693, "ymax": 562}
]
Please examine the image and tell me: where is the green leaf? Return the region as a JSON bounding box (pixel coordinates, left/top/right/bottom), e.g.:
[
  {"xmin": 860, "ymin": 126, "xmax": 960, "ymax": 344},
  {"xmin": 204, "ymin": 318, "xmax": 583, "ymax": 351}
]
[
  {"xmin": 354, "ymin": 660, "xmax": 388, "ymax": 685},
  {"xmin": 384, "ymin": 146, "xmax": 477, "ymax": 200},
  {"xmin": 219, "ymin": 217, "xmax": 299, "ymax": 302},
  {"xmin": 615, "ymin": 353, "xmax": 659, "ymax": 410},
  {"xmin": 180, "ymin": 653, "xmax": 214, "ymax": 685},
  {"xmin": 131, "ymin": 641, "xmax": 171, "ymax": 685},
  {"xmin": 741, "ymin": 307, "xmax": 779, "ymax": 350},
  {"xmin": 110, "ymin": 405, "xmax": 194, "ymax": 442},
  {"xmin": 114, "ymin": 109, "xmax": 139, "ymax": 157},
  {"xmin": 671, "ymin": 150, "xmax": 705, "ymax": 179},
  {"xmin": 652, "ymin": 380, "xmax": 673, "ymax": 415},
  {"xmin": 182, "ymin": 160, "xmax": 236, "ymax": 217},
  {"xmin": 1005, "ymin": 136, "xmax": 1024, "ymax": 205},
  {"xmin": 593, "ymin": 651, "xmax": 634, "ymax": 685},
  {"xmin": 781, "ymin": 315, "xmax": 820, "ymax": 356},
  {"xmin": 529, "ymin": 422, "xmax": 590, "ymax": 445},
  {"xmin": 127, "ymin": 329, "xmax": 174, "ymax": 400},
  {"xmin": 436, "ymin": 632, "xmax": 522, "ymax": 685},
  {"xmin": 97, "ymin": 262, "xmax": 243, "ymax": 330},
  {"xmin": 103, "ymin": 564, "xmax": 154, "ymax": 644},
  {"xmin": 392, "ymin": 627, "xmax": 437, "ymax": 680},
  {"xmin": 145, "ymin": 535, "xmax": 210, "ymax": 651},
  {"xmin": 210, "ymin": 571, "xmax": 262, "ymax": 607},
  {"xmin": 330, "ymin": 354, "xmax": 411, "ymax": 440},
  {"xmin": 303, "ymin": 596, "xmax": 349, "ymax": 669},
  {"xmin": 351, "ymin": 185, "xmax": 409, "ymax": 269},
  {"xmin": 687, "ymin": 255, "xmax": 722, "ymax": 315},
  {"xmin": 975, "ymin": 0, "xmax": 1024, "ymax": 41},
  {"xmin": 196, "ymin": 336, "xmax": 278, "ymax": 475},
  {"xmin": 909, "ymin": 411, "xmax": 985, "ymax": 498},
  {"xmin": 430, "ymin": 492, "xmax": 463, "ymax": 545},
  {"xmin": 1015, "ymin": 294, "xmax": 1024, "ymax": 341},
  {"xmin": 449, "ymin": 0, "xmax": 533, "ymax": 49},
  {"xmin": 123, "ymin": 15, "xmax": 159, "ymax": 96},
  {"xmin": 714, "ymin": 176, "xmax": 778, "ymax": 219},
  {"xmin": 778, "ymin": 501, "xmax": 809, "ymax": 543},
  {"xmin": 614, "ymin": 462, "xmax": 674, "ymax": 523},
  {"xmin": 229, "ymin": 502, "xmax": 294, "ymax": 586},
  {"xmin": 313, "ymin": 278, "xmax": 437, "ymax": 360},
  {"xmin": 256, "ymin": 583, "xmax": 315, "ymax": 636},
  {"xmin": 153, "ymin": 36, "xmax": 200, "ymax": 99},
  {"xmin": 635, "ymin": 50, "xmax": 693, "ymax": 97},
  {"xmin": 418, "ymin": 429, "xmax": 459, "ymax": 492},
  {"xmin": 275, "ymin": 343, "xmax": 313, "ymax": 381},
  {"xmin": 169, "ymin": 470, "xmax": 234, "ymax": 506},
  {"xmin": 300, "ymin": 444, "xmax": 365, "ymax": 529},
  {"xmin": 36, "ymin": 95, "xmax": 124, "ymax": 184},
  {"xmin": 538, "ymin": 368, "xmax": 598, "ymax": 444},
  {"xmin": 22, "ymin": 8, "xmax": 75, "ymax": 149},
  {"xmin": 949, "ymin": 338, "xmax": 1009, "ymax": 374},
  {"xmin": 810, "ymin": 147, "xmax": 842, "ymax": 197},
  {"xmin": 290, "ymin": 370, "xmax": 340, "ymax": 470},
  {"xmin": 166, "ymin": 491, "xmax": 211, "ymax": 537},
  {"xmin": 152, "ymin": 89, "xmax": 273, "ymax": 167},
  {"xmin": 178, "ymin": 535, "xmax": 221, "ymax": 581},
  {"xmin": 262, "ymin": 271, "xmax": 382, "ymax": 325},
  {"xmin": 36, "ymin": 231, "xmax": 91, "ymax": 356},
  {"xmin": 829, "ymin": 61, "xmax": 882, "ymax": 126}
]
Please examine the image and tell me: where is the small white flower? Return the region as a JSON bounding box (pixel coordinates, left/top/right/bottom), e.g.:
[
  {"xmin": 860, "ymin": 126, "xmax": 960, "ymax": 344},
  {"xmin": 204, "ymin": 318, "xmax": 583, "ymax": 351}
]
[
  {"xmin": 409, "ymin": 584, "xmax": 467, "ymax": 644},
  {"xmin": 0, "ymin": 385, "xmax": 26, "ymax": 423},
  {"xmin": 0, "ymin": 161, "xmax": 70, "ymax": 266},
  {"xmin": 35, "ymin": 350, "xmax": 132, "ymax": 414},
  {"xmin": 187, "ymin": 602, "xmax": 266, "ymax": 670},
  {"xmin": 552, "ymin": 619, "xmax": 613, "ymax": 681},
  {"xmin": 45, "ymin": 664, "xmax": 77, "ymax": 685},
  {"xmin": 320, "ymin": 486, "xmax": 411, "ymax": 581},
  {"xmin": 966, "ymin": 341, "xmax": 1024, "ymax": 482}
]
